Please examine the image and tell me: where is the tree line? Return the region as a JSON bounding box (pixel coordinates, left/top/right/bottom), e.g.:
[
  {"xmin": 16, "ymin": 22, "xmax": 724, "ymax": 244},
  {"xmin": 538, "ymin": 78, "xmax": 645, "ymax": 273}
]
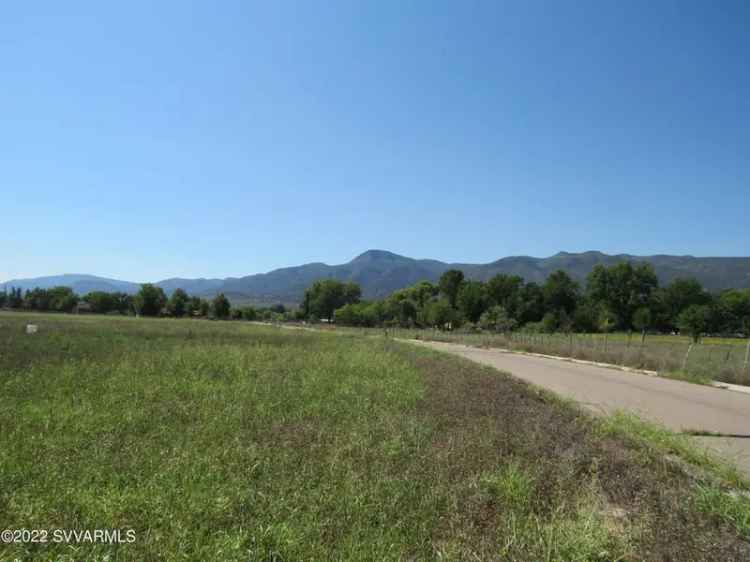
[
  {"xmin": 0, "ymin": 284, "xmax": 289, "ymax": 322},
  {"xmin": 5, "ymin": 263, "xmax": 750, "ymax": 341},
  {"xmin": 303, "ymin": 264, "xmax": 750, "ymax": 341}
]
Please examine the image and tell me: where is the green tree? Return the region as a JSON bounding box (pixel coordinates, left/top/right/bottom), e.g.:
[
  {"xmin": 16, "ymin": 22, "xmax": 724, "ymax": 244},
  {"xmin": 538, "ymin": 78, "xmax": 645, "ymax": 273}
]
[
  {"xmin": 48, "ymin": 287, "xmax": 79, "ymax": 312},
  {"xmin": 409, "ymin": 281, "xmax": 439, "ymax": 308},
  {"xmin": 343, "ymin": 283, "xmax": 361, "ymax": 306},
  {"xmin": 212, "ymin": 293, "xmax": 231, "ymax": 319},
  {"xmin": 387, "ymin": 282, "xmax": 437, "ymax": 322},
  {"xmin": 632, "ymin": 307, "xmax": 652, "ymax": 335},
  {"xmin": 334, "ymin": 303, "xmax": 359, "ymax": 326},
  {"xmin": 543, "ymin": 270, "xmax": 579, "ymax": 316},
  {"xmin": 655, "ymin": 278, "xmax": 710, "ymax": 330},
  {"xmin": 516, "ymin": 282, "xmax": 545, "ymax": 326},
  {"xmin": 85, "ymin": 291, "xmax": 116, "ymax": 314},
  {"xmin": 241, "ymin": 306, "xmax": 257, "ymax": 321},
  {"xmin": 168, "ymin": 288, "xmax": 190, "ymax": 318},
  {"xmin": 479, "ymin": 305, "xmax": 517, "ymax": 333},
  {"xmin": 199, "ymin": 299, "xmax": 210, "ymax": 317},
  {"xmin": 8, "ymin": 287, "xmax": 24, "ymax": 309},
  {"xmin": 572, "ymin": 299, "xmax": 601, "ymax": 333},
  {"xmin": 541, "ymin": 312, "xmax": 558, "ymax": 333},
  {"xmin": 24, "ymin": 288, "xmax": 51, "ymax": 311},
  {"xmin": 422, "ymin": 299, "xmax": 458, "ymax": 329},
  {"xmin": 384, "ymin": 294, "xmax": 418, "ymax": 327},
  {"xmin": 438, "ymin": 269, "xmax": 465, "ymax": 308},
  {"xmin": 111, "ymin": 292, "xmax": 133, "ymax": 315},
  {"xmin": 186, "ymin": 296, "xmax": 202, "ymax": 316},
  {"xmin": 134, "ymin": 284, "xmax": 167, "ymax": 317},
  {"xmin": 302, "ymin": 279, "xmax": 361, "ymax": 321},
  {"xmin": 598, "ymin": 308, "xmax": 617, "ymax": 334},
  {"xmin": 586, "ymin": 262, "xmax": 658, "ymax": 329},
  {"xmin": 677, "ymin": 304, "xmax": 710, "ymax": 343},
  {"xmin": 706, "ymin": 301, "xmax": 730, "ymax": 335},
  {"xmin": 717, "ymin": 289, "xmax": 750, "ymax": 335},
  {"xmin": 486, "ymin": 274, "xmax": 523, "ymax": 315},
  {"xmin": 456, "ymin": 280, "xmax": 488, "ymax": 323},
  {"xmin": 334, "ymin": 302, "xmax": 383, "ymax": 327}
]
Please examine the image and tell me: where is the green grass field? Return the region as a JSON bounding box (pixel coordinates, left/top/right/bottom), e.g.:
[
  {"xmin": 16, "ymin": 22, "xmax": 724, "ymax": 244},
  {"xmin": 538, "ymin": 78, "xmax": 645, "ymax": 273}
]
[{"xmin": 1, "ymin": 312, "xmax": 748, "ymax": 561}]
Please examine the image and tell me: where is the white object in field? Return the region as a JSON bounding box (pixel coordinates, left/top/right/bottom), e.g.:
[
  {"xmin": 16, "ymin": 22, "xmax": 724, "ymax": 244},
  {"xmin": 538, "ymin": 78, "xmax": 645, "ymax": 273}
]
[{"xmin": 26, "ymin": 324, "xmax": 38, "ymax": 334}]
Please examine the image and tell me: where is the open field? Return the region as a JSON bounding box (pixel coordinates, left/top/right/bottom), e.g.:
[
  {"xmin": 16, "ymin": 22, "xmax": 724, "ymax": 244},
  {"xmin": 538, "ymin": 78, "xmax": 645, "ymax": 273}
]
[
  {"xmin": 329, "ymin": 327, "xmax": 750, "ymax": 386},
  {"xmin": 1, "ymin": 312, "xmax": 749, "ymax": 561}
]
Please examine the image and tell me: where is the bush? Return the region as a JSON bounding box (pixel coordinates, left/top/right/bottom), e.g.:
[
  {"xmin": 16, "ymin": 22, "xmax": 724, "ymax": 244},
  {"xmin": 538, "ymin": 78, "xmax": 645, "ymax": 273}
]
[
  {"xmin": 541, "ymin": 312, "xmax": 558, "ymax": 333},
  {"xmin": 134, "ymin": 284, "xmax": 167, "ymax": 317},
  {"xmin": 421, "ymin": 299, "xmax": 459, "ymax": 329},
  {"xmin": 520, "ymin": 321, "xmax": 545, "ymax": 334},
  {"xmin": 334, "ymin": 302, "xmax": 382, "ymax": 327},
  {"xmin": 677, "ymin": 305, "xmax": 710, "ymax": 343},
  {"xmin": 479, "ymin": 306, "xmax": 517, "ymax": 333},
  {"xmin": 212, "ymin": 293, "xmax": 231, "ymax": 319}
]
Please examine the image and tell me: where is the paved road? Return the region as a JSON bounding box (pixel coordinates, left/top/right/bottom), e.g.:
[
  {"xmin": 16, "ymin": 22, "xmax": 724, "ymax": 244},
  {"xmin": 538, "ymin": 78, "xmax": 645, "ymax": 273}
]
[{"xmin": 411, "ymin": 340, "xmax": 750, "ymax": 476}]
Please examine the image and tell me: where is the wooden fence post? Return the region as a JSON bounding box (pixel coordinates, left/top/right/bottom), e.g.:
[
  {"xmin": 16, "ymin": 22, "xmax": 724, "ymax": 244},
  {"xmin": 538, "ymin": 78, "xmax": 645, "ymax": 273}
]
[
  {"xmin": 682, "ymin": 343, "xmax": 694, "ymax": 372},
  {"xmin": 744, "ymin": 339, "xmax": 750, "ymax": 372}
]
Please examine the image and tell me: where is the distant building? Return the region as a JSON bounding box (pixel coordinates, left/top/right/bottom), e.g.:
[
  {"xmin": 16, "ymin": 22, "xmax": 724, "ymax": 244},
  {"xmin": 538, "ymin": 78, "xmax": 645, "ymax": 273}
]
[{"xmin": 75, "ymin": 301, "xmax": 92, "ymax": 314}]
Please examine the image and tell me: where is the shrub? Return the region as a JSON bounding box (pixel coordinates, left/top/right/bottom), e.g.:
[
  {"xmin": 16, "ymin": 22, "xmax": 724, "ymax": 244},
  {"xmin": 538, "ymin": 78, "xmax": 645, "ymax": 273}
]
[{"xmin": 479, "ymin": 305, "xmax": 517, "ymax": 333}]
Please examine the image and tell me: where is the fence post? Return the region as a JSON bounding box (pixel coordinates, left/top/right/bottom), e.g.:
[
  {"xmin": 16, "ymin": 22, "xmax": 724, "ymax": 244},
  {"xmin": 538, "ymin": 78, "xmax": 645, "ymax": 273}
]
[
  {"xmin": 744, "ymin": 339, "xmax": 750, "ymax": 372},
  {"xmin": 682, "ymin": 343, "xmax": 694, "ymax": 372},
  {"xmin": 637, "ymin": 331, "xmax": 645, "ymax": 365}
]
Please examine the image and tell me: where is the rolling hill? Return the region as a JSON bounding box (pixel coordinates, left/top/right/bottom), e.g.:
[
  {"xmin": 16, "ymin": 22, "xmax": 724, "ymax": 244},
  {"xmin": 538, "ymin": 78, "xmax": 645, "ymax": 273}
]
[
  {"xmin": 0, "ymin": 274, "xmax": 141, "ymax": 296},
  {"xmin": 3, "ymin": 250, "xmax": 750, "ymax": 305}
]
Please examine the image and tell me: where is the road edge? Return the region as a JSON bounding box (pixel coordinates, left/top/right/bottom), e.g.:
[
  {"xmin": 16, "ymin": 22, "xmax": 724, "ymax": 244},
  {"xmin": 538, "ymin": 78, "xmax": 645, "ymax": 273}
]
[{"xmin": 400, "ymin": 337, "xmax": 750, "ymax": 396}]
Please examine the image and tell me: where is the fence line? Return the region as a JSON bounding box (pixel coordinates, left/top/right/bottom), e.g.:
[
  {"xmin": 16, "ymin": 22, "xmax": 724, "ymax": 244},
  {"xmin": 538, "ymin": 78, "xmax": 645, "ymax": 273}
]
[{"xmin": 389, "ymin": 327, "xmax": 749, "ymax": 385}]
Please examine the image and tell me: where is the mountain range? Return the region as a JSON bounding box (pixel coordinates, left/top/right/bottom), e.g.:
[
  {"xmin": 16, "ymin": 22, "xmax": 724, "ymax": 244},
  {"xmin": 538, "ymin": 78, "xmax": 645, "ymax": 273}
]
[{"xmin": 3, "ymin": 250, "xmax": 750, "ymax": 305}]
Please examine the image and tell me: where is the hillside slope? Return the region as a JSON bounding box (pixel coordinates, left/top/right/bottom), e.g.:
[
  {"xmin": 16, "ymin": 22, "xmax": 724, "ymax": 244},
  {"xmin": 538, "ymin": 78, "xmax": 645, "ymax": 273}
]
[{"xmin": 4, "ymin": 250, "xmax": 749, "ymax": 304}]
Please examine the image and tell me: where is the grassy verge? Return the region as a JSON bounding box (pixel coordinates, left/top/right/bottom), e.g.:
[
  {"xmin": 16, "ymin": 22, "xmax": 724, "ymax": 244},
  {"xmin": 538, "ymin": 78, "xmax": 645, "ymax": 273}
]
[
  {"xmin": 659, "ymin": 370, "xmax": 714, "ymax": 385},
  {"xmin": 596, "ymin": 412, "xmax": 750, "ymax": 539},
  {"xmin": 0, "ymin": 313, "xmax": 748, "ymax": 560},
  {"xmin": 346, "ymin": 326, "xmax": 749, "ymax": 386}
]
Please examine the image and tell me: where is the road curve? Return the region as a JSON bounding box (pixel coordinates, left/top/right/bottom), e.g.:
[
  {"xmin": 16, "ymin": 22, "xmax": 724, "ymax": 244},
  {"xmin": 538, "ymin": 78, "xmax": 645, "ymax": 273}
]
[{"xmin": 410, "ymin": 340, "xmax": 750, "ymax": 475}]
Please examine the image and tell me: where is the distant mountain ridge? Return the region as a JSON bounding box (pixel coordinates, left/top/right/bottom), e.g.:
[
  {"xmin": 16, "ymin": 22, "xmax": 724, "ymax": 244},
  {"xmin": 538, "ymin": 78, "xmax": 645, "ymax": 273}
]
[
  {"xmin": 3, "ymin": 250, "xmax": 750, "ymax": 305},
  {"xmin": 0, "ymin": 274, "xmax": 142, "ymax": 296}
]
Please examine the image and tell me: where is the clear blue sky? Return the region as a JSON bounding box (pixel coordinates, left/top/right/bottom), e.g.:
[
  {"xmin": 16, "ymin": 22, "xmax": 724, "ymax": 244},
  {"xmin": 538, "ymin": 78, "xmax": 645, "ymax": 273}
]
[{"xmin": 2, "ymin": 1, "xmax": 748, "ymax": 282}]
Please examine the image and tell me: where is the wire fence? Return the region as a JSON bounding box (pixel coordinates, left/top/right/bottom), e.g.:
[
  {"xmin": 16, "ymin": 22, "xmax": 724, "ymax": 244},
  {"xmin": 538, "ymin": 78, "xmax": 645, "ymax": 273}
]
[{"xmin": 374, "ymin": 328, "xmax": 750, "ymax": 386}]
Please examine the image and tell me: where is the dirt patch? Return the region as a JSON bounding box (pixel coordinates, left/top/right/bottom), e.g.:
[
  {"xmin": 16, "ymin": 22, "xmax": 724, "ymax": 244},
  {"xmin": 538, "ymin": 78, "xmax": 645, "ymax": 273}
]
[{"xmin": 398, "ymin": 345, "xmax": 750, "ymax": 561}]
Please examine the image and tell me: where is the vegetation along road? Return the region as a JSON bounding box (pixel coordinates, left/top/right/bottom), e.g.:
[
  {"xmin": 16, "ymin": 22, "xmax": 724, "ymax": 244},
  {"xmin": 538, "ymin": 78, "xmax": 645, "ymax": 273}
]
[
  {"xmin": 3, "ymin": 313, "xmax": 750, "ymax": 560},
  {"xmin": 412, "ymin": 339, "xmax": 750, "ymax": 477}
]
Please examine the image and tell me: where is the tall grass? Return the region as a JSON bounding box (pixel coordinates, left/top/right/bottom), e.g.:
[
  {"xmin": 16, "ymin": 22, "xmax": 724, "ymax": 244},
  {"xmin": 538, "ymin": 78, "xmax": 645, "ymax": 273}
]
[
  {"xmin": 1, "ymin": 312, "xmax": 747, "ymax": 560},
  {"xmin": 0, "ymin": 313, "xmax": 631, "ymax": 560},
  {"xmin": 369, "ymin": 327, "xmax": 750, "ymax": 385}
]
